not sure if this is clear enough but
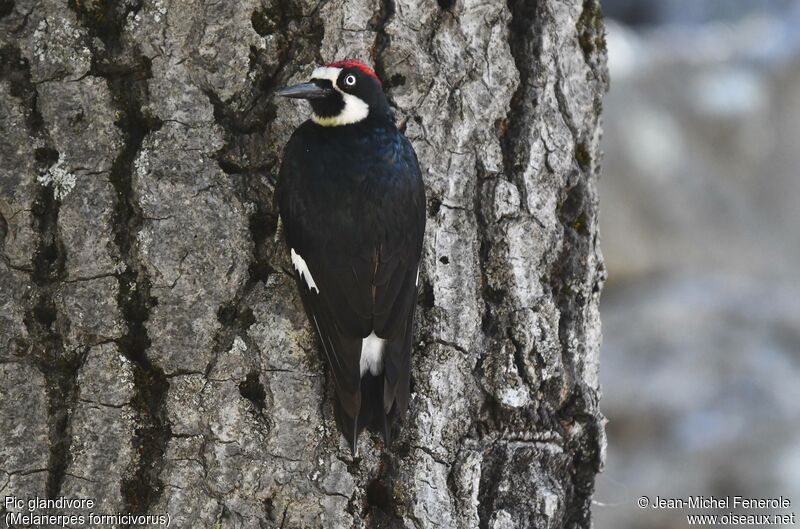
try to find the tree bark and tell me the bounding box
[0,0,607,527]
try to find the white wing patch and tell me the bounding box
[360,331,386,376]
[309,66,369,127]
[291,248,319,293]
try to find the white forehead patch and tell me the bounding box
[309,66,369,127]
[311,66,342,84]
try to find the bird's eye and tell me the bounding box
[344,74,357,87]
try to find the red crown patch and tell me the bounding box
[326,59,381,85]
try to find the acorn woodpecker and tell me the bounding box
[275,60,426,455]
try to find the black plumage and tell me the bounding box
[275,61,426,454]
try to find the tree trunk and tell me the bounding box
[0,0,607,527]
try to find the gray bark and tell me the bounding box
[0,0,607,527]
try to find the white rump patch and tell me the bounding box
[309,66,369,127]
[360,331,386,376]
[291,248,319,293]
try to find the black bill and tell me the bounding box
[275,82,333,99]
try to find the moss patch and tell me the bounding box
[576,0,606,59]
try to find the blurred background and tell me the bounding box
[594,1,800,528]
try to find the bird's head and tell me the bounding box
[276,60,390,127]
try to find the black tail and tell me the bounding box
[334,373,395,456]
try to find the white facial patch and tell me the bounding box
[309,66,369,127]
[360,331,386,376]
[310,66,342,84]
[291,248,319,293]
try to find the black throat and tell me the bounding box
[309,92,345,119]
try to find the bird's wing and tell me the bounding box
[372,136,426,418]
[276,129,369,419]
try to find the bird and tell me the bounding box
[274,60,426,455]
